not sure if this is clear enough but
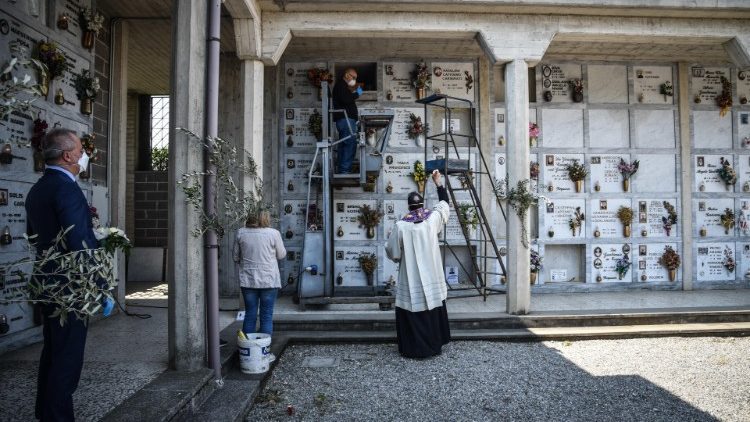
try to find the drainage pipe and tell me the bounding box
[204,0,222,383]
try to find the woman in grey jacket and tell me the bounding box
[233,210,287,339]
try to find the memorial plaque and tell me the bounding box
[589,198,631,238]
[590,243,632,283]
[539,63,581,103]
[693,110,732,149]
[541,109,584,148]
[56,0,89,44]
[282,108,320,149]
[589,109,630,149]
[632,66,673,104]
[543,199,586,239]
[737,155,750,194]
[383,200,410,239]
[695,198,735,237]
[284,61,327,104]
[543,153,584,193]
[333,199,378,240]
[2,0,47,23]
[0,251,35,335]
[283,153,315,194]
[632,199,679,238]
[634,242,679,282]
[589,154,628,193]
[280,200,309,242]
[0,183,33,253]
[494,108,506,147]
[494,153,539,192]
[382,152,422,195]
[737,112,750,145]
[587,64,628,104]
[381,245,399,288]
[446,201,477,242]
[281,246,302,288]
[431,62,475,101]
[694,154,732,192]
[389,108,425,148]
[0,11,47,88]
[382,62,417,102]
[53,46,90,114]
[738,242,750,282]
[334,245,377,287]
[1,106,37,157]
[737,70,750,105]
[737,200,750,237]
[696,242,735,282]
[690,67,730,104]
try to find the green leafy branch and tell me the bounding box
[497,178,545,248]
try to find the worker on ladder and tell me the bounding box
[332,68,363,174]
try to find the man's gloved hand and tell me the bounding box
[102,297,115,317]
[355,86,363,96]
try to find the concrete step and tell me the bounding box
[272,307,750,332]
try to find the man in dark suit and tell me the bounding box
[26,128,109,421]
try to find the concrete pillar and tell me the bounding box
[168,0,207,371]
[109,20,128,305]
[677,63,693,290]
[505,59,531,315]
[242,59,265,181]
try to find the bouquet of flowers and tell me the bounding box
[457,203,479,231]
[717,76,732,117]
[94,226,132,256]
[661,201,678,236]
[718,157,737,186]
[658,246,681,271]
[568,207,584,236]
[409,160,427,185]
[407,113,428,139]
[308,109,322,140]
[615,255,631,279]
[81,133,98,162]
[306,67,333,88]
[530,249,543,273]
[616,206,634,225]
[357,204,383,229]
[79,8,105,34]
[358,253,377,282]
[411,61,431,90]
[30,118,48,152]
[529,122,540,146]
[720,208,735,234]
[617,158,639,180]
[565,161,588,182]
[73,69,100,100]
[570,79,584,94]
[723,246,735,273]
[36,41,68,79]
[529,162,540,180]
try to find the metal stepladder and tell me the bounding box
[296,81,395,309]
[418,93,507,300]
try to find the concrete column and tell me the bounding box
[109,20,128,305]
[242,59,265,182]
[168,0,207,371]
[505,59,531,315]
[677,63,693,290]
[478,56,494,287]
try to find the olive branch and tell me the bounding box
[494,178,546,248]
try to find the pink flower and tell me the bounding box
[529,123,540,138]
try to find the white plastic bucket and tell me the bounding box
[238,333,271,374]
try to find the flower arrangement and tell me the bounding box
[464,70,473,93]
[36,41,68,79]
[618,158,639,180]
[529,123,540,146]
[411,61,431,90]
[81,133,98,162]
[409,160,427,191]
[306,67,333,88]
[505,179,545,247]
[30,118,48,152]
[94,226,132,256]
[718,157,737,187]
[357,204,383,229]
[570,79,584,94]
[530,249,543,273]
[615,255,631,279]
[358,252,377,284]
[79,8,105,34]
[565,160,588,182]
[308,109,322,140]
[529,162,540,180]
[661,201,678,236]
[407,113,428,139]
[616,206,634,226]
[717,76,732,117]
[73,69,100,100]
[660,81,673,100]
[658,246,681,271]
[723,246,735,273]
[457,203,479,231]
[720,208,735,234]
[568,206,584,236]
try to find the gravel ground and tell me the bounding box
[247,337,750,422]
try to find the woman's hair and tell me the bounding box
[245,210,270,228]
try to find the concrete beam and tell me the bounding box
[225,0,261,20]
[724,36,750,68]
[168,0,207,372]
[233,18,262,60]
[505,59,530,315]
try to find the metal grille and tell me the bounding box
[150,96,170,149]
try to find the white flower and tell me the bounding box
[22,74,31,84]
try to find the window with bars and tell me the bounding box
[150,95,169,171]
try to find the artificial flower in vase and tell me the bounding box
[79,8,104,50]
[720,208,735,235]
[661,201,678,236]
[658,246,680,282]
[530,249,543,285]
[615,255,631,280]
[411,61,431,100]
[358,253,377,286]
[568,207,584,237]
[565,160,587,193]
[409,160,427,193]
[407,113,428,148]
[617,158,639,192]
[529,123,540,147]
[616,206,634,238]
[73,69,100,115]
[357,204,383,239]
[718,157,737,190]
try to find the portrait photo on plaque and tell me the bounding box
[546,202,555,213]
[286,109,295,120]
[337,202,345,213]
[336,251,344,260]
[591,156,601,165]
[0,189,7,206]
[594,246,603,257]
[546,155,555,166]
[699,201,706,212]
[497,114,504,123]
[639,260,647,270]
[599,200,608,210]
[742,113,749,125]
[639,245,647,256]
[697,156,705,167]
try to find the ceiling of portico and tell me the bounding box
[282,36,485,60]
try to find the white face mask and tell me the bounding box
[347,78,356,87]
[77,152,89,176]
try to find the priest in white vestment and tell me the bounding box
[386,169,451,358]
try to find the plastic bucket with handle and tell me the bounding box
[238,333,271,374]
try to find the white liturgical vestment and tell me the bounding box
[385,201,450,312]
